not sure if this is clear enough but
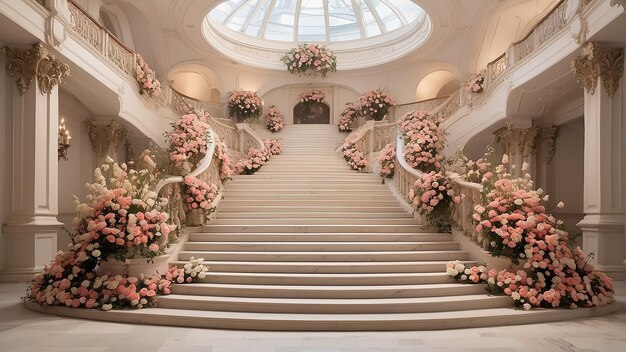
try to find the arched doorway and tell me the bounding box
[293,101,330,124]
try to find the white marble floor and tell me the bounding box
[1,282,624,352]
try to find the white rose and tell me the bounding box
[102,304,113,311]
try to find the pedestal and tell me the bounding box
[97,254,171,278]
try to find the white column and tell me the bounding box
[572,43,625,279]
[0,43,69,282]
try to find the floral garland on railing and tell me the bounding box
[446,154,615,310]
[213,135,233,183]
[281,42,337,78]
[227,90,263,121]
[359,89,396,121]
[234,139,282,175]
[378,143,396,181]
[466,70,485,93]
[135,54,162,98]
[338,102,360,132]
[341,143,367,171]
[408,171,459,232]
[167,113,209,172]
[265,105,285,132]
[182,175,219,224]
[400,111,445,173]
[263,138,282,156]
[300,90,325,104]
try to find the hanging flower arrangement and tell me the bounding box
[135,53,162,98]
[227,90,263,121]
[337,102,360,132]
[300,90,325,104]
[358,89,396,121]
[466,70,485,93]
[281,42,337,78]
[265,105,285,132]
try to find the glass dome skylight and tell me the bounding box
[209,0,426,43]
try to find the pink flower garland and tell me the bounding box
[466,71,485,93]
[338,102,360,132]
[182,175,219,222]
[300,90,325,103]
[341,143,367,171]
[214,135,233,183]
[265,105,285,132]
[168,113,209,168]
[408,171,459,231]
[378,143,396,180]
[400,111,445,173]
[135,53,161,98]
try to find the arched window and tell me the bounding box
[293,101,330,124]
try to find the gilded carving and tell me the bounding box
[571,42,623,97]
[1,42,69,95]
[85,120,128,159]
[494,121,538,159]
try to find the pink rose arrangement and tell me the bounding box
[341,143,367,171]
[400,111,445,172]
[446,261,488,284]
[167,257,210,283]
[135,53,161,98]
[337,102,360,132]
[359,89,396,121]
[182,175,219,223]
[265,105,285,132]
[234,147,271,175]
[378,143,396,180]
[300,90,325,104]
[466,70,485,93]
[408,171,459,231]
[167,113,210,168]
[228,90,263,121]
[214,135,233,183]
[263,138,282,156]
[281,42,337,78]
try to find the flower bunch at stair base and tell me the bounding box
[135,53,162,98]
[466,70,485,93]
[167,113,210,171]
[265,105,285,132]
[263,138,282,155]
[341,142,367,171]
[358,89,396,121]
[446,261,488,284]
[281,42,337,78]
[228,90,263,121]
[213,134,234,183]
[400,110,446,173]
[182,175,219,224]
[167,257,210,283]
[408,171,459,232]
[378,142,396,181]
[337,102,360,132]
[234,147,271,175]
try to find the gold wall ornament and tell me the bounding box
[85,120,128,160]
[571,42,624,97]
[1,42,69,95]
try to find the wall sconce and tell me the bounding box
[58,118,71,160]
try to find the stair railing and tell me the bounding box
[447,173,488,250]
[393,135,425,225]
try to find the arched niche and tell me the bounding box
[415,70,459,101]
[168,63,223,103]
[293,101,330,124]
[99,5,137,50]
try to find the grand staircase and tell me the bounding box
[158,125,514,330]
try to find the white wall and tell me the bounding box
[546,117,585,241]
[57,92,98,251]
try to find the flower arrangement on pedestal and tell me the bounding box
[167,113,210,171]
[227,90,263,121]
[341,143,367,171]
[400,111,446,173]
[337,102,360,132]
[265,105,285,132]
[281,43,337,78]
[466,71,485,93]
[182,175,219,224]
[408,171,460,232]
[446,155,615,310]
[135,53,162,98]
[378,143,396,181]
[358,89,396,121]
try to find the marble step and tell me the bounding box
[188,233,451,243]
[170,260,474,274]
[216,205,407,213]
[215,212,411,219]
[221,193,397,200]
[171,283,488,299]
[156,294,512,314]
[218,200,400,207]
[178,250,469,262]
[231,175,377,181]
[30,303,620,331]
[228,180,383,186]
[184,241,459,252]
[207,218,420,225]
[201,224,427,233]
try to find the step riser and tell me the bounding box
[207,219,420,225]
[171,284,488,299]
[215,213,412,219]
[188,234,452,242]
[218,201,402,207]
[156,296,512,314]
[189,274,453,286]
[202,225,427,233]
[184,243,459,252]
[216,207,407,213]
[178,252,469,262]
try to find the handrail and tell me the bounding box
[396,135,421,179]
[154,128,216,196]
[169,85,228,120]
[511,0,567,47]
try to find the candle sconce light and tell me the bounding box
[58,118,71,160]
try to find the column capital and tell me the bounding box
[85,120,128,160]
[571,42,624,97]
[494,121,538,159]
[1,42,69,96]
